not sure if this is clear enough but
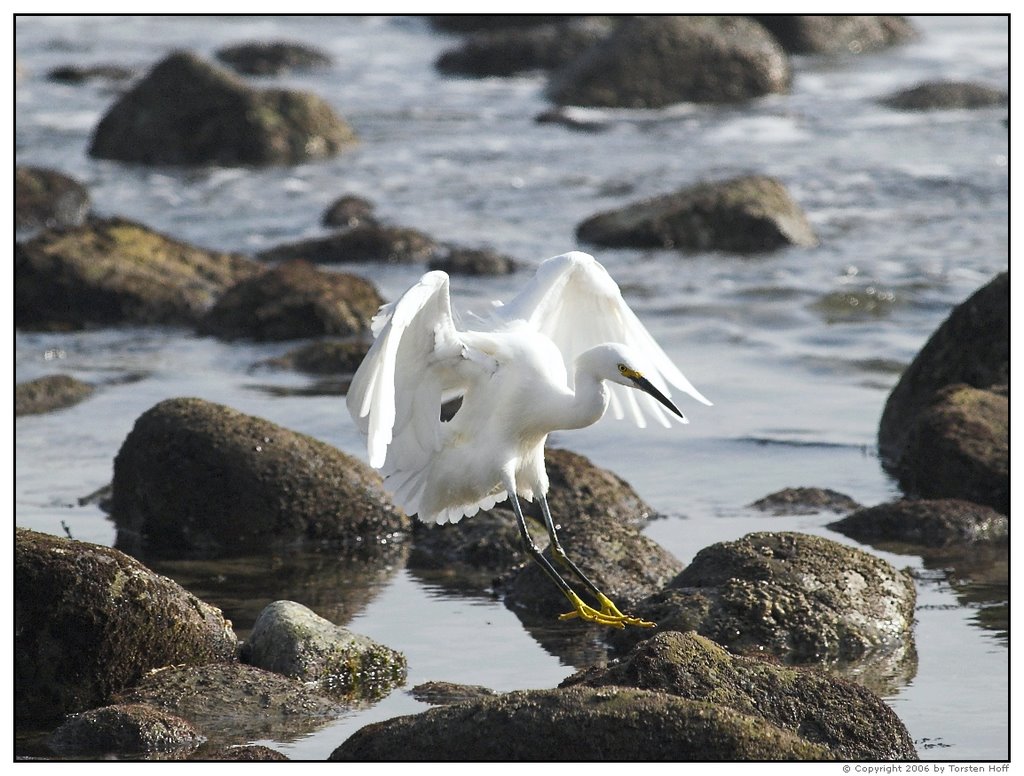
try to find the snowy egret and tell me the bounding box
[347,251,711,628]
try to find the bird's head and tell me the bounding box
[589,343,684,419]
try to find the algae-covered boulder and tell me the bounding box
[111,397,408,558]
[47,703,205,756]
[89,51,355,166]
[829,498,1008,547]
[15,374,94,416]
[16,166,90,233]
[752,15,916,54]
[15,528,237,726]
[880,80,1008,111]
[215,40,332,76]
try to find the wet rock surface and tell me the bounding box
[548,16,791,108]
[750,487,861,515]
[16,166,91,233]
[829,498,1008,547]
[257,222,441,265]
[89,51,356,166]
[577,175,817,253]
[752,15,916,54]
[878,272,1008,463]
[15,217,260,331]
[258,339,371,375]
[215,40,332,75]
[563,630,917,760]
[880,80,1008,111]
[330,684,831,760]
[110,397,408,559]
[15,374,94,416]
[190,744,289,760]
[47,63,134,83]
[429,246,520,276]
[410,681,499,706]
[608,532,916,664]
[240,601,407,701]
[321,194,377,228]
[897,384,1008,513]
[47,703,205,756]
[198,259,383,341]
[15,528,238,727]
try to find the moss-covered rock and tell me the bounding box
[330,685,832,760]
[429,246,520,276]
[880,80,1007,111]
[47,703,205,756]
[577,175,817,253]
[197,259,383,341]
[15,166,90,233]
[257,222,441,265]
[549,16,791,108]
[563,630,917,759]
[259,339,371,375]
[15,217,260,331]
[110,397,408,558]
[829,498,1008,547]
[752,15,916,54]
[15,528,237,727]
[15,374,94,416]
[89,50,355,166]
[240,601,407,701]
[749,487,861,516]
[215,40,332,76]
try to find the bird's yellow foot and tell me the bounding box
[558,591,655,629]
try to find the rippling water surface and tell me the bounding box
[14,15,1008,760]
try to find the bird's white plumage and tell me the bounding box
[346,251,711,525]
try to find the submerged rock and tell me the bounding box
[89,51,356,166]
[749,487,861,515]
[15,374,94,416]
[410,681,499,706]
[548,16,791,108]
[330,684,831,760]
[577,175,817,253]
[608,532,916,664]
[240,601,407,701]
[752,15,916,54]
[258,339,371,375]
[880,80,1008,111]
[215,40,332,75]
[898,384,1008,514]
[564,630,917,760]
[15,528,237,726]
[829,498,1008,547]
[15,217,259,331]
[198,259,383,341]
[878,272,1007,464]
[48,703,205,756]
[47,63,134,83]
[321,194,376,228]
[115,662,347,745]
[110,397,408,558]
[257,223,441,265]
[15,166,90,233]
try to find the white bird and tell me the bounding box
[347,251,711,628]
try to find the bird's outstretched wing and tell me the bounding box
[347,271,488,471]
[495,251,712,427]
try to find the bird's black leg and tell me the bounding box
[506,490,627,628]
[538,495,655,629]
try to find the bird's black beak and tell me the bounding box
[632,375,684,419]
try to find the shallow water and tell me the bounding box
[14,15,1008,760]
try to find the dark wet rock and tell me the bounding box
[257,223,441,265]
[215,40,332,75]
[880,80,1007,111]
[110,397,408,559]
[548,16,791,108]
[535,106,610,132]
[608,532,916,665]
[897,384,1007,514]
[577,175,817,253]
[47,703,205,756]
[429,15,577,33]
[198,259,383,341]
[563,630,917,760]
[192,744,290,760]
[878,272,1007,463]
[749,487,861,516]
[429,246,520,276]
[752,15,916,55]
[89,50,356,166]
[15,374,94,416]
[436,17,613,77]
[240,601,407,701]
[16,166,91,233]
[259,339,371,375]
[15,216,260,331]
[410,681,499,706]
[15,528,237,727]
[330,685,831,760]
[47,63,133,83]
[322,194,376,228]
[829,499,1008,547]
[114,662,347,745]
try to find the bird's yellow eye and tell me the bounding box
[618,364,628,374]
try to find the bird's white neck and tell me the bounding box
[557,363,610,431]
